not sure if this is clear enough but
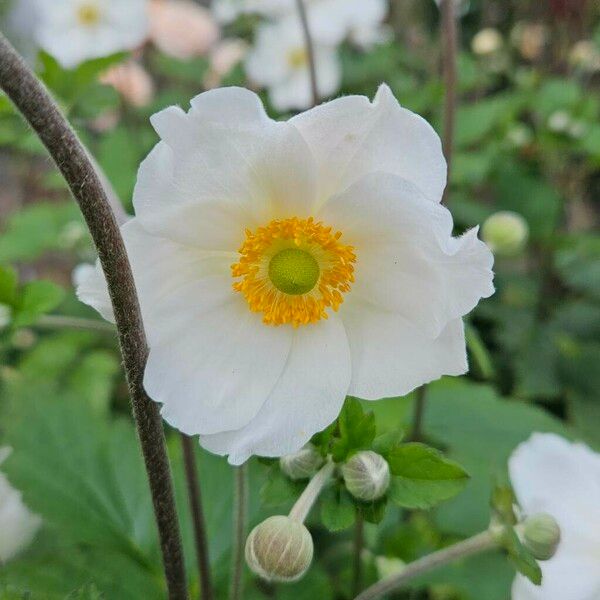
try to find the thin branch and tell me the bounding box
[295,0,319,107]
[181,435,213,600]
[440,0,458,206]
[289,460,335,523]
[229,464,248,600]
[352,513,365,597]
[354,530,498,600]
[36,314,116,333]
[0,34,187,599]
[409,385,427,442]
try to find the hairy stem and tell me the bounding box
[295,0,319,107]
[229,464,248,600]
[355,531,498,600]
[181,435,213,600]
[289,460,335,523]
[440,0,458,205]
[0,34,187,599]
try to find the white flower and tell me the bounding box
[77,85,494,465]
[510,433,600,600]
[32,0,149,69]
[0,448,41,562]
[471,28,503,56]
[246,16,340,110]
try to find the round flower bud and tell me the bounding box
[279,444,324,481]
[245,516,313,582]
[522,513,561,561]
[482,211,529,257]
[341,451,390,502]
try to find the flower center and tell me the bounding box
[77,3,101,26]
[287,48,308,69]
[232,217,356,327]
[269,248,320,295]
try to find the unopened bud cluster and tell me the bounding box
[341,451,390,502]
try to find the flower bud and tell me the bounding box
[245,516,313,582]
[279,444,324,481]
[522,513,561,561]
[482,211,529,257]
[341,451,390,502]
[472,28,503,56]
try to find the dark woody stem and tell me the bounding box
[295,0,319,107]
[0,34,187,599]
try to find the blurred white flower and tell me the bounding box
[77,85,494,464]
[148,0,219,59]
[205,38,249,88]
[547,110,572,133]
[510,433,600,600]
[471,28,503,56]
[0,448,41,563]
[100,60,155,107]
[569,40,600,73]
[32,0,149,69]
[246,16,340,110]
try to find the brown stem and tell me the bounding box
[295,0,319,107]
[440,0,458,206]
[352,513,364,596]
[229,464,248,600]
[181,435,213,600]
[0,34,187,599]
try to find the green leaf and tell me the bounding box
[502,528,542,585]
[320,487,355,532]
[387,444,469,509]
[331,397,376,462]
[356,498,387,524]
[372,429,404,457]
[13,280,65,327]
[0,264,18,306]
[259,466,302,509]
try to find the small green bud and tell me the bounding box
[482,211,529,257]
[245,516,313,582]
[522,513,561,561]
[280,444,324,481]
[342,451,390,502]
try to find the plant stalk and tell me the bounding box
[354,530,498,600]
[181,435,213,600]
[0,33,187,599]
[289,460,335,523]
[229,464,249,600]
[295,0,319,107]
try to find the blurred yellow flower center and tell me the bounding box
[232,217,356,327]
[77,3,101,26]
[287,48,308,69]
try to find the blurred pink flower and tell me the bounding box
[149,0,220,59]
[100,61,155,107]
[205,38,248,87]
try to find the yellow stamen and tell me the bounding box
[287,48,308,69]
[77,3,101,26]
[232,217,356,327]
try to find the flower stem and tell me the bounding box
[440,0,458,206]
[181,435,213,600]
[229,464,248,600]
[295,0,319,107]
[0,34,187,599]
[409,385,427,442]
[289,460,335,523]
[354,530,498,600]
[352,513,365,596]
[36,314,116,333]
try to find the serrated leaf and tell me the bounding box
[320,487,355,532]
[331,397,376,462]
[502,528,542,585]
[372,429,404,457]
[387,443,469,509]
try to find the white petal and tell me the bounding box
[509,434,600,535]
[134,89,318,248]
[74,262,114,323]
[200,314,351,464]
[341,302,467,400]
[290,84,447,203]
[321,172,494,337]
[512,558,600,600]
